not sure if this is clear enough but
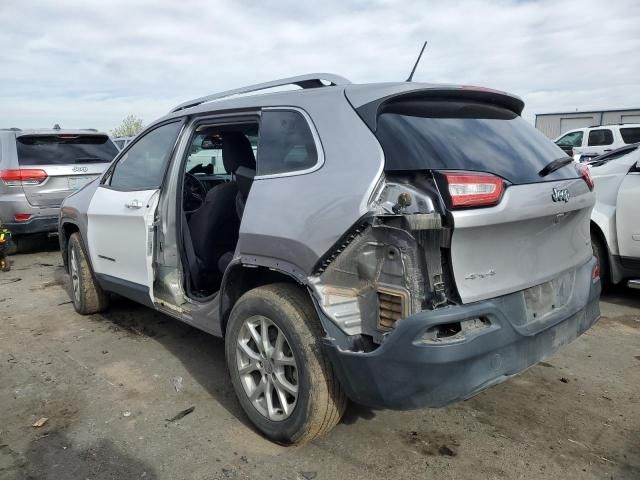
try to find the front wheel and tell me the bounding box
[225,283,346,445]
[68,233,109,314]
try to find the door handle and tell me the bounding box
[125,199,144,209]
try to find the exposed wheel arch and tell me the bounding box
[60,221,80,272]
[590,221,610,286]
[219,262,305,336]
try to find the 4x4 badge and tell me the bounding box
[551,187,570,203]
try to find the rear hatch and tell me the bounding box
[15,133,117,207]
[370,95,595,304]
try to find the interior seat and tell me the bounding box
[186,132,256,292]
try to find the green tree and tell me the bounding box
[111,115,144,137]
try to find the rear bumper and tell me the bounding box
[325,258,601,410]
[4,216,59,235]
[0,195,59,235]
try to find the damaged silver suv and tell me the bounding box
[59,74,601,444]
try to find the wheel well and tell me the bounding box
[220,265,303,335]
[60,223,80,272]
[590,221,608,252]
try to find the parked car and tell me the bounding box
[58,74,601,444]
[554,124,640,161]
[588,143,640,289]
[112,136,135,150]
[0,128,118,250]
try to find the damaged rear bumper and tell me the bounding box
[324,258,601,410]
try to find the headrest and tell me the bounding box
[222,132,256,174]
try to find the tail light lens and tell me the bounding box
[14,213,33,222]
[440,171,505,209]
[0,169,48,186]
[578,164,594,191]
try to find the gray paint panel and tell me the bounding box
[237,90,383,275]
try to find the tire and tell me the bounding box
[68,233,109,314]
[591,232,609,287]
[225,283,347,445]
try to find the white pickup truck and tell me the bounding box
[589,143,640,289]
[555,124,640,161]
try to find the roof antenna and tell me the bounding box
[406,41,428,82]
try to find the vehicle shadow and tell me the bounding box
[8,430,158,480]
[88,295,377,432]
[94,297,254,430]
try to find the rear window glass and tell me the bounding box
[374,100,577,184]
[620,127,640,144]
[16,135,118,166]
[257,110,318,176]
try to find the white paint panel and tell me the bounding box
[87,186,159,290]
[616,173,640,258]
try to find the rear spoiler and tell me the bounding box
[351,86,525,132]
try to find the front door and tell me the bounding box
[87,121,184,304]
[616,163,640,259]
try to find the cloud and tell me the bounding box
[0,0,638,131]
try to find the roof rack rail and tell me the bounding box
[170,73,351,113]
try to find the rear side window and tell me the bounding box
[257,110,318,176]
[16,135,118,166]
[374,100,577,184]
[620,127,640,144]
[587,129,613,146]
[109,122,182,190]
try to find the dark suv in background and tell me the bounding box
[0,127,118,250]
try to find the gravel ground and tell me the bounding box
[0,243,638,480]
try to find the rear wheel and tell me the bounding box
[225,283,346,444]
[68,233,109,314]
[591,232,609,287]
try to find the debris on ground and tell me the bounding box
[438,445,456,457]
[172,376,183,393]
[123,411,132,417]
[165,406,195,423]
[221,468,234,477]
[559,377,570,383]
[298,472,318,480]
[32,417,48,428]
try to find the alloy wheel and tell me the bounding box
[235,315,299,421]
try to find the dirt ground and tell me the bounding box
[1,242,638,480]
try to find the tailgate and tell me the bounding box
[21,164,106,207]
[15,134,117,207]
[450,179,594,303]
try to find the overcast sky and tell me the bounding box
[1,0,638,132]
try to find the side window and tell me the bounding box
[257,110,318,176]
[109,122,182,190]
[587,129,613,146]
[620,127,640,144]
[557,131,583,147]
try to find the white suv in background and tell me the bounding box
[589,143,640,289]
[555,124,640,161]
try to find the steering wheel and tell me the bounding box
[183,172,207,214]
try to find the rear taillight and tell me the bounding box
[592,261,600,281]
[0,169,48,186]
[440,171,505,209]
[578,164,594,191]
[14,213,32,222]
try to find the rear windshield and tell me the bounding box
[16,135,118,166]
[620,127,640,144]
[375,100,578,184]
